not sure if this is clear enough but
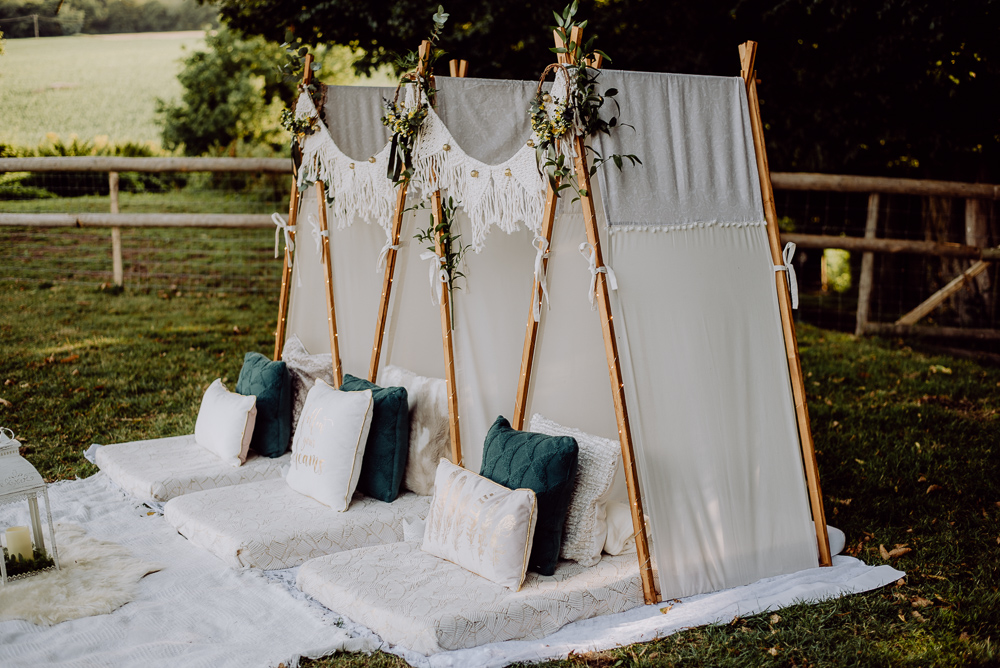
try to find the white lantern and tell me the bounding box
[0,428,61,585]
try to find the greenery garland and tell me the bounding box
[414,196,470,328]
[531,2,641,199]
[382,6,449,185]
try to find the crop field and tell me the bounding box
[0,31,206,148]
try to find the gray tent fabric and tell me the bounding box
[434,78,539,165]
[321,85,395,161]
[595,70,764,229]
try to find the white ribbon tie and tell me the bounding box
[532,235,551,322]
[271,213,295,260]
[420,250,449,305]
[376,236,402,273]
[308,214,328,255]
[579,242,617,310]
[773,242,799,309]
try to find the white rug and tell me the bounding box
[0,473,903,668]
[0,523,161,625]
[0,474,374,668]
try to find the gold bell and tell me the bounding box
[443,144,451,151]
[526,139,535,148]
[349,163,355,170]
[542,93,552,103]
[504,168,512,177]
[368,156,376,163]
[470,170,479,178]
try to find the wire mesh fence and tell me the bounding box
[3,161,999,348]
[2,166,290,295]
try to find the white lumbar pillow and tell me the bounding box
[422,459,537,591]
[530,414,619,567]
[378,365,450,495]
[286,379,373,511]
[194,379,257,468]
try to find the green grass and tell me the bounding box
[0,32,206,148]
[1,280,998,666]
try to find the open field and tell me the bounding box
[0,31,206,148]
[1,270,998,665]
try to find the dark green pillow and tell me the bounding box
[339,374,410,503]
[236,352,292,458]
[479,415,578,575]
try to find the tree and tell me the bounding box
[156,27,293,155]
[210,0,1000,182]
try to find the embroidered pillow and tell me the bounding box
[281,334,335,440]
[422,459,537,591]
[236,352,293,458]
[194,379,257,467]
[479,416,578,576]
[339,374,410,502]
[286,379,373,511]
[529,414,620,567]
[604,501,638,556]
[378,365,450,495]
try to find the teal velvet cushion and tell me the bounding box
[339,374,410,503]
[479,415,579,575]
[235,352,292,458]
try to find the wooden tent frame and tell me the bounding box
[366,44,466,467]
[273,54,342,389]
[740,41,831,568]
[512,36,834,606]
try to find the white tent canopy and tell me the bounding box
[280,68,821,602]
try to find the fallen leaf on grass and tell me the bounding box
[0,397,11,407]
[911,597,932,608]
[911,610,926,622]
[59,354,79,364]
[768,647,779,656]
[770,614,781,624]
[660,605,673,615]
[880,544,891,560]
[926,484,943,494]
[888,546,912,559]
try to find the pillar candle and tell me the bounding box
[5,526,32,561]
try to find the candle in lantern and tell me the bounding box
[5,526,32,562]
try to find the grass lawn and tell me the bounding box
[1,280,998,666]
[0,32,206,148]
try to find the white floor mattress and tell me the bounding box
[297,541,644,655]
[94,434,288,505]
[164,478,431,570]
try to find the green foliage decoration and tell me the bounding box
[413,195,469,329]
[381,6,448,185]
[530,2,640,200]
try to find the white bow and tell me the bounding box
[579,242,618,310]
[271,213,295,261]
[376,235,402,273]
[532,235,551,322]
[420,250,449,305]
[773,242,799,309]
[308,214,328,255]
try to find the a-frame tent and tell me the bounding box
[273,37,830,610]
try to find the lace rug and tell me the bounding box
[0,474,373,668]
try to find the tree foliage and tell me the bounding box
[0,0,217,37]
[212,0,1000,182]
[156,27,292,155]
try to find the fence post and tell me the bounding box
[109,172,123,287]
[854,192,880,336]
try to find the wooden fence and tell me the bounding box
[2,157,998,339]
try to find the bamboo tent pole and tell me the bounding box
[316,179,343,387]
[739,41,831,567]
[512,27,658,605]
[273,54,311,361]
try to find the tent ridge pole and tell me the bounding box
[316,179,343,387]
[274,54,312,361]
[739,40,831,567]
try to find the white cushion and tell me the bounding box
[286,379,373,511]
[603,501,637,556]
[281,334,335,439]
[194,379,257,467]
[530,414,619,567]
[378,365,450,495]
[421,459,537,591]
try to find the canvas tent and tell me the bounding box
[269,39,829,610]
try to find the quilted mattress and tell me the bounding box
[94,434,288,505]
[164,478,430,570]
[296,541,644,655]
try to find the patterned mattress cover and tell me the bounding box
[164,478,430,570]
[296,541,644,655]
[94,434,289,505]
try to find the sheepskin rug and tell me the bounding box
[0,522,161,625]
